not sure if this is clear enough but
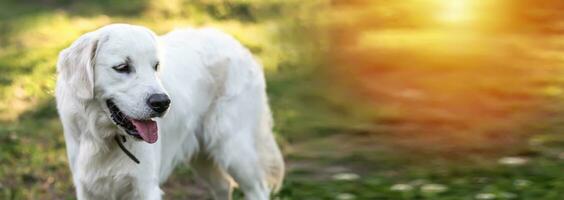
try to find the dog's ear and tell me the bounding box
[57,32,100,100]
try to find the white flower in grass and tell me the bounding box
[332,173,359,181]
[409,179,428,186]
[420,183,448,194]
[336,193,356,200]
[9,133,17,140]
[528,138,543,146]
[475,193,496,200]
[514,179,531,188]
[475,177,489,183]
[390,184,413,192]
[558,152,564,160]
[499,192,517,199]
[498,157,528,166]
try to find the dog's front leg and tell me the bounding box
[74,178,162,200]
[136,182,163,200]
[73,180,105,200]
[74,183,91,200]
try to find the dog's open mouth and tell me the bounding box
[106,100,158,144]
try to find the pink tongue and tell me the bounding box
[130,119,158,144]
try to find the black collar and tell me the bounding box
[114,135,140,164]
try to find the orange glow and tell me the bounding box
[328,0,558,148]
[438,0,473,24]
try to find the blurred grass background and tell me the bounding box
[0,0,564,199]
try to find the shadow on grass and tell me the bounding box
[0,97,72,200]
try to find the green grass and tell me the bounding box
[1,0,564,199]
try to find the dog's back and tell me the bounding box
[156,28,285,195]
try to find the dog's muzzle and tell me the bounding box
[106,99,159,144]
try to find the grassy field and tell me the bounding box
[1,0,564,199]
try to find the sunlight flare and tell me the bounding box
[438,0,473,24]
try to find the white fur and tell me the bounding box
[55,24,284,200]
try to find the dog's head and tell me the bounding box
[57,24,170,143]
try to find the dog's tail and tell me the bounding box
[256,98,285,193]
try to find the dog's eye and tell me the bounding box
[113,64,131,73]
[154,62,159,71]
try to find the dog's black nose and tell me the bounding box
[147,93,170,113]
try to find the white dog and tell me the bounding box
[55,24,284,200]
